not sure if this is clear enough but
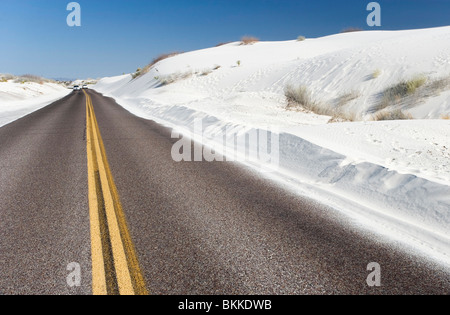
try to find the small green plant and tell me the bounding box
[132,68,142,79]
[372,69,382,79]
[405,76,427,94]
[237,60,241,67]
[297,36,306,42]
[0,74,14,82]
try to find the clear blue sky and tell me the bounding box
[1,0,449,79]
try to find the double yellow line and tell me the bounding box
[84,90,148,295]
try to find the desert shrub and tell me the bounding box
[286,85,360,121]
[13,74,56,84]
[426,76,450,95]
[156,71,193,86]
[285,85,332,115]
[148,52,181,68]
[285,85,314,109]
[329,92,360,122]
[336,91,360,108]
[329,110,358,123]
[241,36,259,45]
[286,85,362,121]
[132,68,142,79]
[216,42,232,47]
[200,69,213,76]
[133,52,182,80]
[372,69,382,79]
[376,75,427,111]
[405,76,427,93]
[297,36,306,42]
[341,27,364,33]
[441,114,450,120]
[372,109,413,121]
[0,74,14,82]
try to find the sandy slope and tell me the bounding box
[94,26,450,185]
[0,79,71,127]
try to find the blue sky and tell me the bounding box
[0,0,449,79]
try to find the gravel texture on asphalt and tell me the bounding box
[0,91,91,295]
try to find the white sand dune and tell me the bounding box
[93,26,450,266]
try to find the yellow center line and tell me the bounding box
[84,90,148,295]
[86,95,108,296]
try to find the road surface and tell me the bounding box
[0,89,448,295]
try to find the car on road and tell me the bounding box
[73,85,81,91]
[82,85,88,89]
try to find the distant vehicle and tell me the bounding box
[82,85,88,89]
[73,85,81,91]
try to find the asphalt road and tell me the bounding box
[0,89,448,295]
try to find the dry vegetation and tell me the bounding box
[372,109,413,121]
[133,52,183,79]
[373,74,450,118]
[372,69,382,79]
[154,71,193,86]
[426,76,450,95]
[336,91,360,108]
[297,36,306,42]
[285,73,450,122]
[367,74,450,120]
[200,69,213,76]
[0,74,57,85]
[375,75,427,112]
[240,36,259,45]
[0,74,15,82]
[216,42,232,47]
[285,85,359,122]
[341,27,364,33]
[285,86,317,112]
